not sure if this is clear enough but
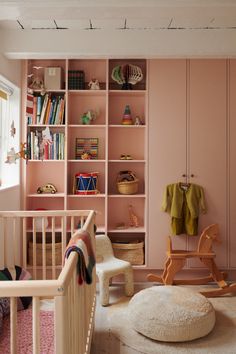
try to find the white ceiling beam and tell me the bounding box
[1,28,236,59]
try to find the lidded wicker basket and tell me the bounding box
[112,240,144,265]
[116,170,138,195]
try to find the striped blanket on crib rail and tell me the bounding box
[64,230,95,285]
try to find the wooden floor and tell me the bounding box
[91,283,155,354]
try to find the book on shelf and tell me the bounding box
[27,93,65,125]
[27,129,65,160]
[68,70,85,90]
[75,138,99,159]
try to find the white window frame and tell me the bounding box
[0,75,20,190]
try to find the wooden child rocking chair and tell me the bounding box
[147,224,236,297]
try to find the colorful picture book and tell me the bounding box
[75,138,98,160]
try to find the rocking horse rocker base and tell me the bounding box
[147,224,236,297]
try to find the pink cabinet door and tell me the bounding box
[148,59,187,268]
[188,59,227,268]
[229,59,236,268]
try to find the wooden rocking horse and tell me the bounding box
[147,224,236,297]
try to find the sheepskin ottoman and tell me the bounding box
[128,286,215,342]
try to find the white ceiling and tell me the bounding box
[1,0,236,30]
[1,0,236,58]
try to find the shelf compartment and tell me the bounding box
[68,59,107,90]
[26,162,65,195]
[108,197,145,230]
[26,197,64,211]
[68,127,106,160]
[108,162,145,195]
[68,93,106,125]
[27,59,66,90]
[67,162,105,195]
[108,94,145,125]
[108,128,144,160]
[68,197,105,228]
[109,59,146,90]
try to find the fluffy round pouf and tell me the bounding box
[128,286,215,342]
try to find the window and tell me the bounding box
[0,75,20,189]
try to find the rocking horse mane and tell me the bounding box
[197,223,220,253]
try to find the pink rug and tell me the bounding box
[0,308,54,353]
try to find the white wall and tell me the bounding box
[0,54,21,211]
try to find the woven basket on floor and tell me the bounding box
[28,241,62,266]
[112,241,144,265]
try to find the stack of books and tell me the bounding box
[68,70,85,90]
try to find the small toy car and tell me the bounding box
[37,183,57,194]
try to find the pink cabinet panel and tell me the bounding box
[229,59,236,268]
[148,59,187,268]
[188,59,227,268]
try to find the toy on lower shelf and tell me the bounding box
[128,204,139,228]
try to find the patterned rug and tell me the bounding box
[107,286,236,354]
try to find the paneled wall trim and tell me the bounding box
[148,59,235,271]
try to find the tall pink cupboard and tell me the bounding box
[148,59,233,271]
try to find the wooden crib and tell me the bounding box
[0,210,96,354]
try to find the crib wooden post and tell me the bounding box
[10,297,17,354]
[32,217,37,279]
[52,217,56,279]
[22,217,27,270]
[55,293,67,354]
[33,296,40,354]
[42,217,46,280]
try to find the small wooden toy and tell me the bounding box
[88,78,100,90]
[128,204,139,228]
[134,116,142,125]
[81,110,98,125]
[122,105,133,125]
[37,183,57,194]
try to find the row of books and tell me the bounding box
[68,70,85,90]
[27,131,65,160]
[28,94,65,125]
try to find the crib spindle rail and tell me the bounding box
[0,210,96,354]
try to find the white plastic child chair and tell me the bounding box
[95,234,134,306]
